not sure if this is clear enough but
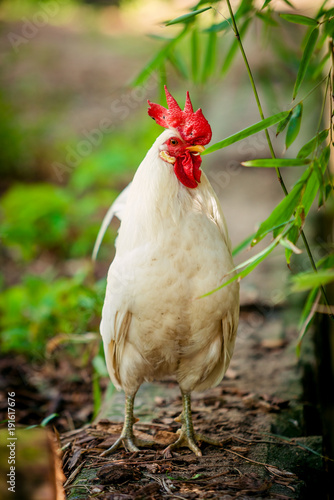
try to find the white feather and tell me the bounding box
[92,182,131,261]
[100,129,239,396]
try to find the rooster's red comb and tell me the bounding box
[148,86,212,145]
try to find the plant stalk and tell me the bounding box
[226,0,333,317]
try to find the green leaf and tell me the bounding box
[324,182,333,203]
[256,11,279,26]
[232,233,255,257]
[291,270,334,292]
[168,50,189,79]
[324,17,334,37]
[206,0,252,32]
[314,158,325,204]
[200,235,282,298]
[276,111,292,137]
[319,143,330,171]
[132,28,187,87]
[222,18,251,74]
[297,129,329,158]
[93,374,102,419]
[261,0,272,9]
[252,173,310,245]
[92,354,109,377]
[285,103,303,149]
[319,7,334,19]
[203,111,291,155]
[295,165,321,224]
[299,287,320,329]
[191,28,199,82]
[280,13,318,26]
[25,413,59,430]
[296,288,320,356]
[282,0,295,7]
[201,31,217,82]
[165,6,211,26]
[279,237,302,254]
[284,224,300,265]
[293,27,319,99]
[311,51,330,79]
[318,252,334,269]
[242,158,311,167]
[319,144,331,166]
[41,413,59,427]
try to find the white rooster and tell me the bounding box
[96,87,239,456]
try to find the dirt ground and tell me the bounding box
[58,308,323,500]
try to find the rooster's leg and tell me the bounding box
[164,392,203,457]
[101,394,154,456]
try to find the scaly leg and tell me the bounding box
[163,392,224,457]
[164,392,202,456]
[101,394,154,456]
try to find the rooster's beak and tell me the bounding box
[186,145,205,154]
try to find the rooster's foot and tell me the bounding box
[163,426,202,457]
[100,394,156,456]
[163,391,222,457]
[101,435,155,456]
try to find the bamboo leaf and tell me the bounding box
[203,111,290,155]
[282,0,295,8]
[276,111,292,136]
[319,7,334,20]
[206,0,252,32]
[296,288,321,356]
[168,50,189,79]
[40,413,59,427]
[297,129,329,158]
[200,236,281,298]
[132,29,187,87]
[314,158,325,204]
[318,252,334,269]
[284,224,300,265]
[242,158,311,167]
[93,354,108,377]
[165,6,211,26]
[232,233,255,257]
[256,11,279,26]
[324,17,334,37]
[293,27,319,99]
[311,51,330,79]
[280,165,319,249]
[279,237,302,254]
[252,173,310,245]
[261,0,272,9]
[303,169,320,212]
[201,31,217,82]
[291,270,334,292]
[285,103,303,149]
[191,28,199,82]
[320,144,330,171]
[299,287,320,329]
[280,13,318,26]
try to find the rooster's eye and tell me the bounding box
[170,139,178,145]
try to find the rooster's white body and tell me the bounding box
[100,129,239,398]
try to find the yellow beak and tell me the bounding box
[186,145,205,153]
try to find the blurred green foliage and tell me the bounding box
[0,270,105,356]
[0,122,156,356]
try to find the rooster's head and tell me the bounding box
[148,86,212,189]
